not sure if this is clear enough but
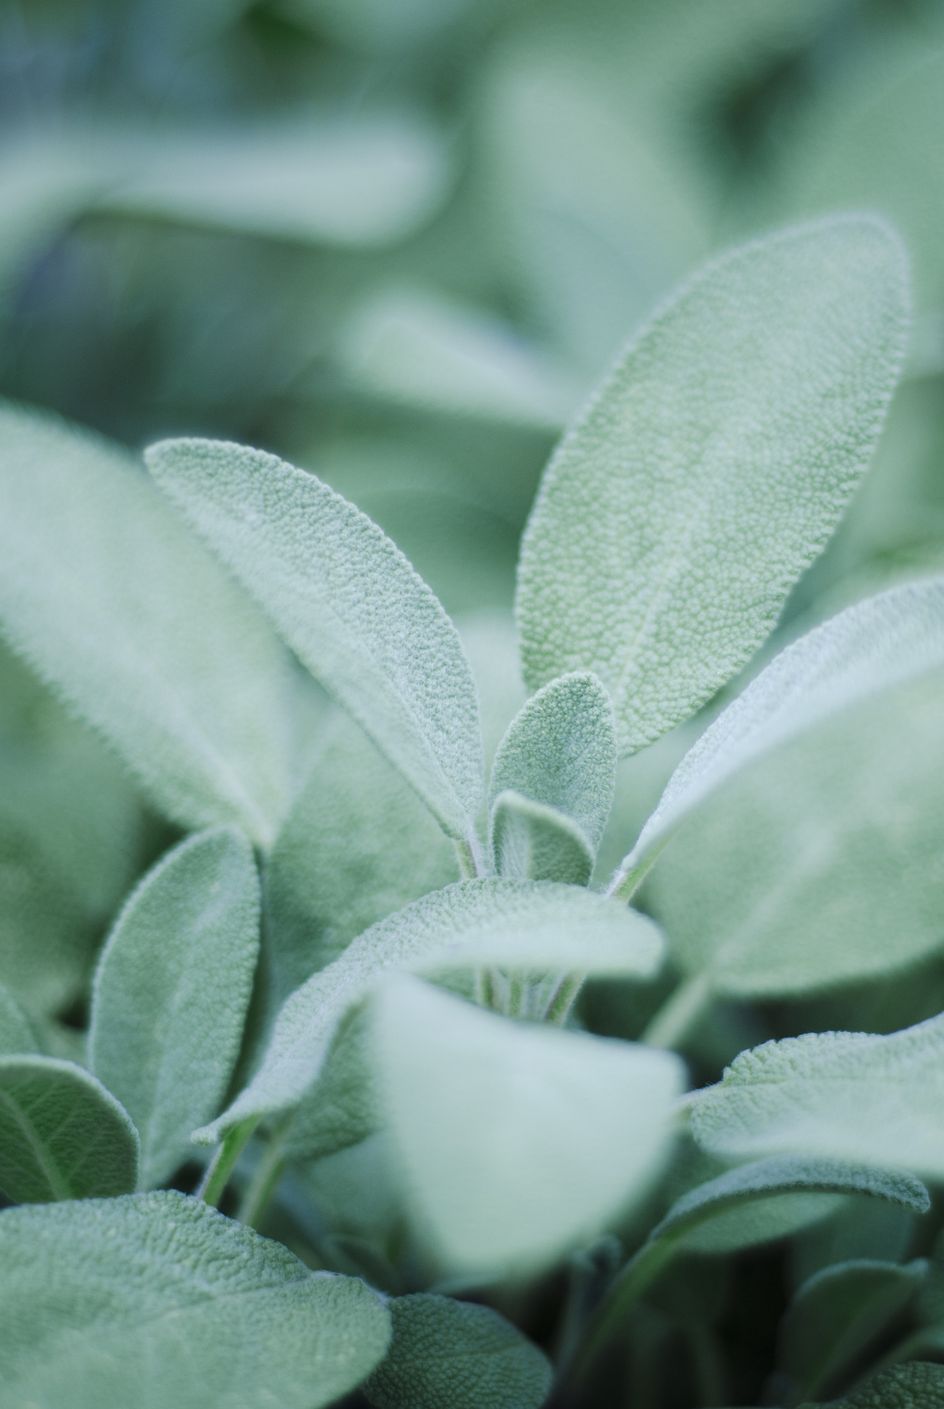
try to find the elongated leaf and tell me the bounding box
[197,879,665,1146]
[0,1056,138,1202]
[148,438,484,843]
[489,671,615,883]
[0,404,296,846]
[374,977,683,1276]
[265,712,455,1004]
[516,216,909,755]
[691,1016,944,1178]
[363,1294,552,1409]
[0,984,36,1055]
[0,1191,391,1409]
[89,828,260,1188]
[799,1362,944,1408]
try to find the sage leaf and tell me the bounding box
[799,1362,944,1408]
[516,216,909,755]
[374,976,684,1277]
[691,1016,944,1179]
[0,404,296,846]
[489,671,616,883]
[89,828,260,1188]
[197,879,665,1147]
[0,1191,391,1409]
[0,984,36,1055]
[363,1294,552,1409]
[0,1056,138,1202]
[147,438,485,843]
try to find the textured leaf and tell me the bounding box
[0,1191,391,1409]
[0,984,36,1055]
[489,671,615,883]
[691,1016,944,1178]
[265,712,455,1004]
[198,880,665,1146]
[0,1056,138,1202]
[148,438,484,843]
[0,404,296,846]
[89,828,260,1188]
[799,1362,944,1408]
[374,977,684,1277]
[363,1294,552,1409]
[516,216,909,755]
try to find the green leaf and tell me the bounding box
[374,977,683,1277]
[265,712,455,1005]
[0,1056,138,1202]
[489,671,616,884]
[0,983,37,1055]
[780,1259,928,1404]
[799,1362,944,1408]
[0,1191,391,1409]
[516,216,909,755]
[89,828,260,1188]
[363,1294,552,1409]
[147,438,485,844]
[691,1016,944,1179]
[197,879,665,1148]
[0,404,296,846]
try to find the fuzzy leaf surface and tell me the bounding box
[516,216,909,754]
[799,1362,944,1408]
[0,984,36,1055]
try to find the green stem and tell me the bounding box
[454,831,487,879]
[640,972,713,1050]
[544,972,584,1025]
[558,1240,671,1394]
[195,1118,258,1207]
[237,1125,288,1228]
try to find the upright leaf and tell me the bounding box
[0,404,296,845]
[374,978,684,1277]
[147,438,485,843]
[89,828,260,1188]
[0,1056,138,1202]
[516,216,909,754]
[0,1192,391,1409]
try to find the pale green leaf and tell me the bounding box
[691,1016,944,1178]
[0,1191,391,1409]
[374,977,684,1277]
[89,828,260,1188]
[489,671,615,884]
[0,404,297,846]
[799,1363,944,1408]
[147,438,484,843]
[197,879,665,1147]
[516,216,909,755]
[0,1056,138,1203]
[363,1294,552,1409]
[0,983,37,1056]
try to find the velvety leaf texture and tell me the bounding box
[363,1294,552,1409]
[516,216,909,755]
[0,404,296,845]
[0,1191,391,1409]
[147,438,485,844]
[89,828,261,1188]
[0,1056,138,1202]
[799,1362,944,1408]
[491,791,595,888]
[374,976,684,1276]
[198,879,665,1147]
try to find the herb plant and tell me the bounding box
[2,210,944,1409]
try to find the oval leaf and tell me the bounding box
[516,216,909,755]
[491,790,595,888]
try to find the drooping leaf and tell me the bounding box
[147,438,485,844]
[363,1293,552,1409]
[197,879,665,1147]
[0,983,37,1055]
[799,1362,944,1408]
[0,404,297,846]
[374,977,683,1277]
[691,1016,944,1178]
[89,828,260,1188]
[0,1191,391,1409]
[516,216,909,755]
[489,671,616,883]
[0,1056,138,1203]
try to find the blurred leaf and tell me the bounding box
[0,984,36,1056]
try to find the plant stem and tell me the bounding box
[557,1240,670,1396]
[640,972,712,1050]
[544,972,584,1025]
[454,831,487,879]
[237,1124,288,1228]
[195,1118,258,1207]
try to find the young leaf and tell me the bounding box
[691,1015,944,1178]
[0,1056,138,1202]
[363,1294,552,1409]
[489,671,616,883]
[89,828,260,1188]
[374,977,684,1277]
[0,1191,391,1409]
[0,983,36,1055]
[147,438,485,844]
[0,404,296,846]
[516,216,909,755]
[799,1362,944,1408]
[197,879,665,1147]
